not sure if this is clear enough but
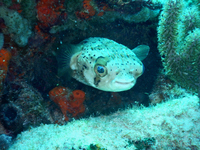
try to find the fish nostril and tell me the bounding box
[115,69,120,75]
[129,70,142,78]
[129,69,134,74]
[129,70,136,75]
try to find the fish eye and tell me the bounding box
[97,66,104,73]
[94,65,107,77]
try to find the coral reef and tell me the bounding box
[0,103,23,134]
[0,6,32,46]
[9,94,200,149]
[49,0,161,33]
[0,48,11,94]
[149,72,188,104]
[10,81,52,128]
[157,0,200,92]
[0,80,53,138]
[20,0,37,24]
[76,0,97,20]
[0,0,167,149]
[36,0,67,29]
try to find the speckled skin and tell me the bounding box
[65,37,147,92]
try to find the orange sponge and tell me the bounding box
[76,0,96,19]
[49,86,68,103]
[68,90,85,107]
[49,87,86,121]
[68,90,86,117]
[36,0,67,28]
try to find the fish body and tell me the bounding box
[57,37,149,92]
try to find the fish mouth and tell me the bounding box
[115,81,134,85]
[106,80,135,92]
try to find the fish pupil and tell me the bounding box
[97,66,104,73]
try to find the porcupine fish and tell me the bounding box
[56,37,149,92]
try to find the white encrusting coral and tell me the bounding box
[9,94,200,150]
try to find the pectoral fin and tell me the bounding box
[132,45,150,61]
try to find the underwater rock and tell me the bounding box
[149,73,187,105]
[4,81,53,132]
[0,103,23,134]
[49,0,160,33]
[13,81,52,128]
[0,48,11,95]
[0,122,6,135]
[20,0,37,24]
[0,134,12,150]
[0,6,32,46]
